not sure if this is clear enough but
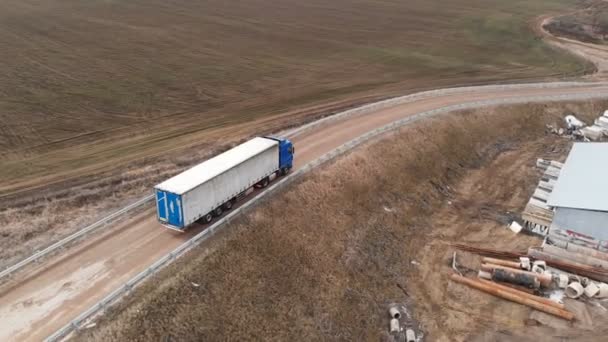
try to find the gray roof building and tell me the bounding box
[548,143,608,246]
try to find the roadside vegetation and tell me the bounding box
[544,0,608,44]
[77,100,608,341]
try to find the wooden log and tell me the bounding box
[481,263,553,287]
[482,257,521,269]
[477,279,564,309]
[450,274,574,321]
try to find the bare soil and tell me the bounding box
[76,100,608,341]
[544,0,608,44]
[539,0,608,80]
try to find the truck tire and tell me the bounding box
[281,167,290,176]
[223,200,233,210]
[213,207,223,217]
[261,177,270,188]
[201,213,213,224]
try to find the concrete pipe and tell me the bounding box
[543,244,608,269]
[557,274,569,289]
[550,237,608,262]
[532,265,544,274]
[389,318,400,333]
[565,282,584,299]
[584,282,600,298]
[478,270,492,280]
[389,307,401,319]
[596,283,608,298]
[533,260,547,270]
[405,329,416,342]
[520,257,531,271]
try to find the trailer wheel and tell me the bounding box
[213,207,223,217]
[223,200,233,210]
[201,213,213,224]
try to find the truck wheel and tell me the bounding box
[223,200,233,210]
[281,167,290,176]
[261,177,270,188]
[213,207,223,217]
[201,213,213,224]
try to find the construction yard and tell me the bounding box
[2,0,608,340]
[76,100,608,341]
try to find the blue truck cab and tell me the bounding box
[265,136,294,174]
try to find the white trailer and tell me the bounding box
[154,136,293,230]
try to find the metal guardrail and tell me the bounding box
[282,81,608,138]
[4,81,606,284]
[46,90,608,341]
[0,194,155,281]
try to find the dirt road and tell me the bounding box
[537,10,608,80]
[1,83,608,341]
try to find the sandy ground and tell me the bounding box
[1,85,608,340]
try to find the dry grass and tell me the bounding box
[0,0,592,197]
[545,0,608,44]
[76,100,608,341]
[544,0,608,44]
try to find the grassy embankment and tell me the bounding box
[77,100,607,341]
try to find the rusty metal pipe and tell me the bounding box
[450,274,574,321]
[543,244,608,269]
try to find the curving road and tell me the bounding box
[1,82,608,341]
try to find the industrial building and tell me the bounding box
[547,143,608,251]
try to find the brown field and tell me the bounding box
[544,0,608,44]
[0,0,592,199]
[76,100,608,341]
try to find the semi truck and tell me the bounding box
[154,136,294,230]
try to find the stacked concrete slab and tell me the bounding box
[580,110,608,141]
[522,159,563,236]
